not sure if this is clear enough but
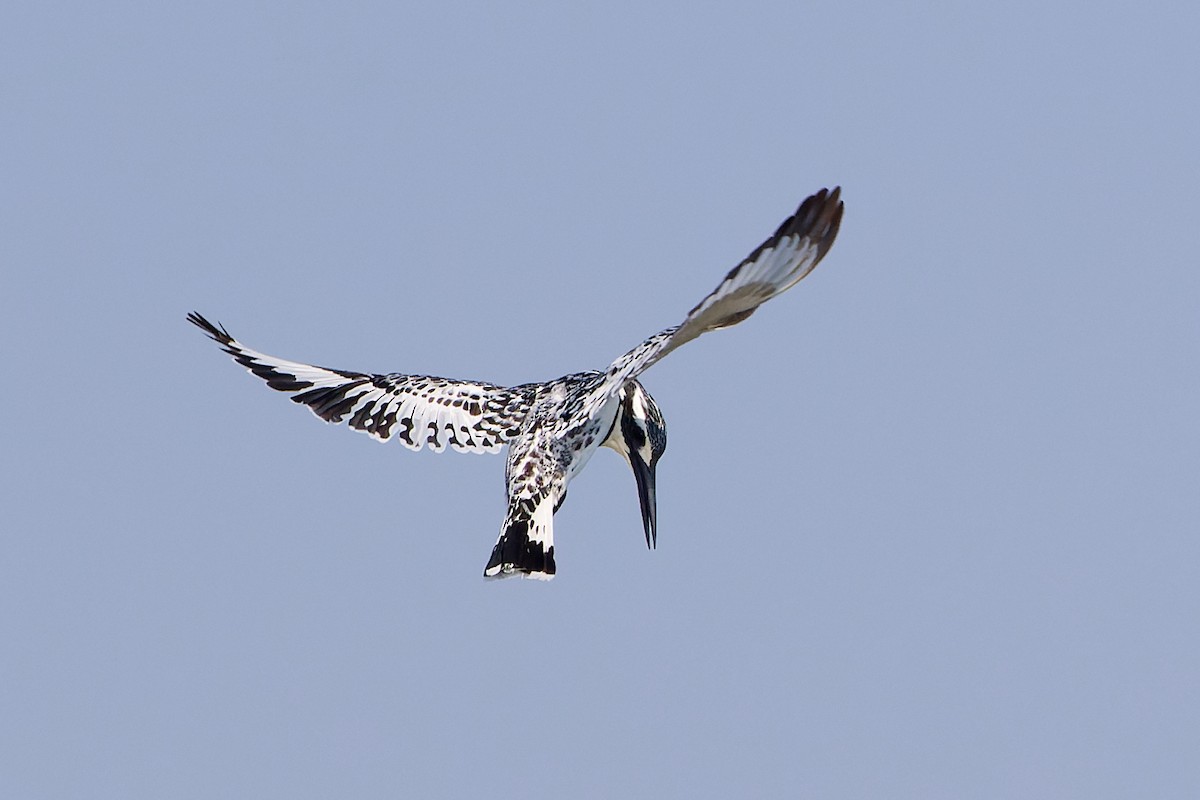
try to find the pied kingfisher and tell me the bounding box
[189,187,843,580]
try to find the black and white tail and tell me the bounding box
[484,495,556,580]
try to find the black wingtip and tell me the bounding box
[186,311,234,345]
[790,186,843,262]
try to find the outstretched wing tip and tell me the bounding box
[187,311,233,345]
[190,313,530,455]
[815,185,844,251]
[585,185,845,408]
[686,183,844,329]
[787,185,844,255]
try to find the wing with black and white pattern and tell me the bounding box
[581,187,843,416]
[188,313,532,454]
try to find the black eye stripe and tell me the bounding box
[621,414,647,446]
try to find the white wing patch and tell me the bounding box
[188,313,531,454]
[580,187,843,417]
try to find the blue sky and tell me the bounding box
[3,2,1198,798]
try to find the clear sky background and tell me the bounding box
[3,2,1197,798]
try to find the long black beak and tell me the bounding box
[630,453,657,549]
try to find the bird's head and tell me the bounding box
[606,380,667,549]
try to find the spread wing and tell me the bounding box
[581,187,843,415]
[187,313,532,454]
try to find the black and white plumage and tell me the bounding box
[189,186,843,580]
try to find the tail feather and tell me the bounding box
[484,496,556,580]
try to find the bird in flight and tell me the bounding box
[189,186,843,580]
